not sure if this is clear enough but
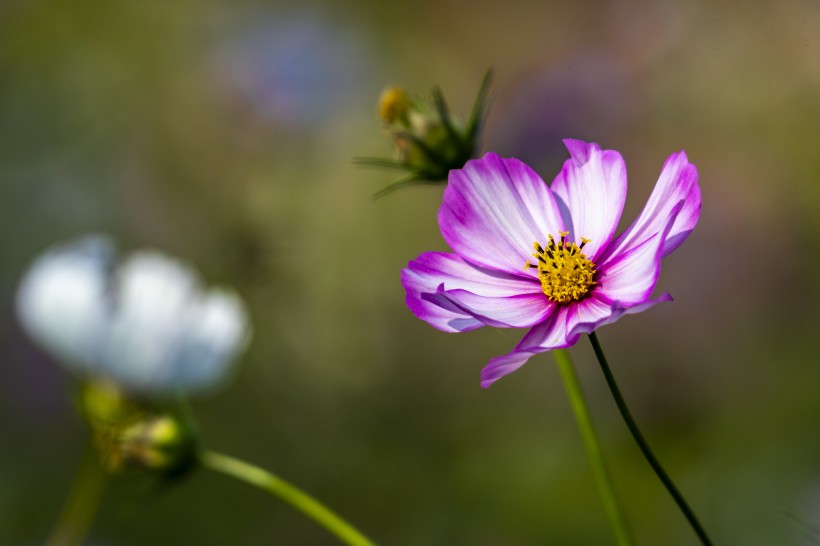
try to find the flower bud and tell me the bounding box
[81,382,198,476]
[357,70,493,198]
[378,87,411,125]
[117,415,197,475]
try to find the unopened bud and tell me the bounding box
[378,87,411,125]
[357,70,493,198]
[81,382,198,476]
[118,415,197,475]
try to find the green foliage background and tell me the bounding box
[2,1,820,544]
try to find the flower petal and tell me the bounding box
[16,236,113,373]
[596,201,683,305]
[479,293,641,388]
[479,312,571,388]
[519,297,627,352]
[480,350,536,389]
[568,294,673,339]
[402,252,552,332]
[479,303,591,388]
[405,252,542,297]
[99,252,200,390]
[162,289,251,392]
[97,251,251,393]
[439,153,565,277]
[604,150,700,260]
[434,287,555,329]
[550,139,627,261]
[17,238,251,395]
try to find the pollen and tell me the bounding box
[525,232,597,304]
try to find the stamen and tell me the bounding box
[527,234,597,304]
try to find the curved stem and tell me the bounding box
[588,332,713,546]
[200,450,376,546]
[46,445,106,546]
[554,349,633,546]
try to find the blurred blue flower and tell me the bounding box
[213,12,368,128]
[16,236,251,395]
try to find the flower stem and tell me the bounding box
[588,332,713,545]
[553,349,634,546]
[46,445,106,546]
[200,450,376,546]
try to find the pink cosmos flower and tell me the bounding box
[401,139,700,388]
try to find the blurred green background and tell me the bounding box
[3,0,820,544]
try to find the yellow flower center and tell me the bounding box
[525,232,597,304]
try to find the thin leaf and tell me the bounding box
[432,86,461,145]
[353,157,414,172]
[466,68,493,143]
[372,176,442,200]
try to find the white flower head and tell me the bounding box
[16,235,251,395]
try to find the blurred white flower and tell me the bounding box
[16,236,251,395]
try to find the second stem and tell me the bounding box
[200,450,376,546]
[553,349,633,546]
[587,332,713,546]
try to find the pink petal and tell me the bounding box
[604,150,700,260]
[439,153,565,277]
[518,297,625,351]
[550,139,627,261]
[479,300,604,388]
[405,252,542,297]
[434,287,555,329]
[596,201,683,305]
[402,252,545,333]
[568,294,673,339]
[479,290,667,388]
[480,350,536,388]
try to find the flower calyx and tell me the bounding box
[81,382,198,478]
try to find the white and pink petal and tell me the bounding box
[480,350,539,389]
[403,268,479,333]
[404,252,542,297]
[568,294,674,340]
[479,300,606,388]
[402,252,548,333]
[550,140,627,261]
[433,287,555,329]
[605,150,700,260]
[438,153,565,278]
[479,319,566,389]
[479,289,670,388]
[595,201,683,305]
[403,286,482,333]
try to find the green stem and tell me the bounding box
[554,349,634,546]
[46,445,106,546]
[588,332,713,546]
[200,451,376,546]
